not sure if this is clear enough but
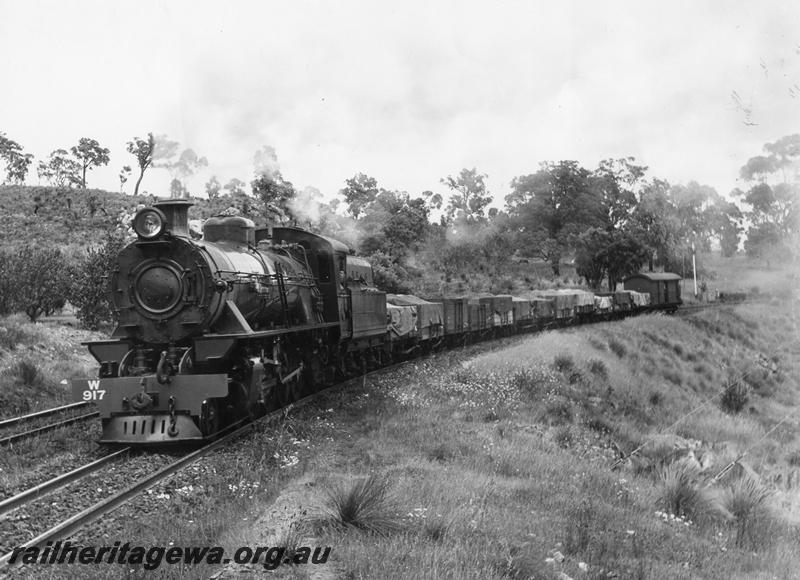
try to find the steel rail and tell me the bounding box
[0,376,371,570]
[0,402,92,430]
[0,412,99,446]
[0,415,264,568]
[0,448,132,517]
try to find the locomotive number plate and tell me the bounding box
[81,379,106,401]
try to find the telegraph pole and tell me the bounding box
[691,241,698,297]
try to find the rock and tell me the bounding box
[553,550,565,563]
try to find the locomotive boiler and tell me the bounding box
[72,199,385,444]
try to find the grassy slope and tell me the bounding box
[296,301,800,580]
[0,185,219,255]
[0,314,105,417]
[32,299,798,580]
[0,186,142,255]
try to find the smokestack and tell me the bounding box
[154,199,193,238]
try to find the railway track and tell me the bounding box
[0,448,132,518]
[0,401,92,430]
[0,355,421,573]
[0,378,349,572]
[0,428,241,569]
[673,300,747,316]
[0,402,98,447]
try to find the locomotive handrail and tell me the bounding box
[192,320,341,341]
[214,270,317,287]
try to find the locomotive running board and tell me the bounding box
[193,321,341,362]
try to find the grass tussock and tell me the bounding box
[318,474,402,535]
[419,511,456,543]
[657,461,717,525]
[15,358,41,386]
[542,397,573,426]
[608,338,627,358]
[588,358,609,380]
[553,353,575,373]
[721,475,776,549]
[554,425,575,448]
[720,379,749,414]
[272,522,307,563]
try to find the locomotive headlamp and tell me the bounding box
[133,208,167,239]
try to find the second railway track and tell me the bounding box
[0,402,98,447]
[0,358,419,572]
[0,369,367,572]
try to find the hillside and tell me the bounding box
[0,186,229,255]
[12,299,795,579]
[0,185,145,255]
[0,185,777,298]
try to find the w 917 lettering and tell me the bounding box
[80,380,105,401]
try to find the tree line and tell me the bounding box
[0,131,796,327]
[222,135,796,294]
[0,131,209,197]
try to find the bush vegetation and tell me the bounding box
[68,235,127,329]
[0,245,70,321]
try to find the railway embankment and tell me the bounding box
[4,300,799,579]
[216,300,797,580]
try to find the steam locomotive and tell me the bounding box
[71,199,682,445]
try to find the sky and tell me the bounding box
[1,0,798,206]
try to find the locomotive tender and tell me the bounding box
[72,199,682,445]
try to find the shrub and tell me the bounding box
[16,359,41,386]
[319,475,401,535]
[554,425,574,448]
[0,317,37,351]
[553,354,575,373]
[69,235,127,329]
[0,245,71,321]
[720,380,749,414]
[367,251,414,294]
